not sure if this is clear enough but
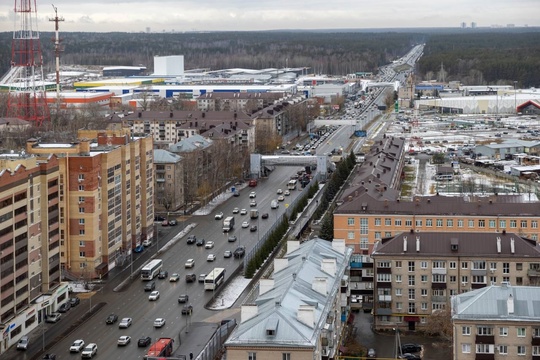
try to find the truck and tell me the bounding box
[250,209,259,219]
[223,216,235,232]
[248,179,257,187]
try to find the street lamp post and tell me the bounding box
[514,81,518,114]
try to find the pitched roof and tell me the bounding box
[169,134,213,152]
[452,285,540,322]
[153,149,182,164]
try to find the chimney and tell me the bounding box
[332,239,346,254]
[138,111,142,118]
[241,304,258,323]
[497,237,501,253]
[274,258,288,273]
[287,241,300,254]
[79,139,91,154]
[169,112,173,118]
[312,277,328,295]
[510,238,515,254]
[507,294,514,314]
[416,236,420,252]
[403,236,408,252]
[297,305,315,328]
[321,258,337,276]
[259,279,275,295]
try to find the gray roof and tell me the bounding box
[372,232,540,258]
[153,149,182,164]
[169,134,213,153]
[452,285,540,322]
[225,239,352,348]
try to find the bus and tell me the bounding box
[287,179,297,190]
[145,337,174,359]
[204,268,226,291]
[141,259,163,281]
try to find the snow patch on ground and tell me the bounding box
[208,276,252,310]
[193,183,248,216]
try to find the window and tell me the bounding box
[360,218,368,235]
[421,275,428,282]
[375,218,381,226]
[79,251,86,257]
[420,261,428,269]
[395,218,402,226]
[432,274,446,283]
[461,343,471,353]
[533,346,540,356]
[78,196,85,203]
[79,229,85,235]
[489,219,496,228]
[395,275,402,283]
[78,174,84,180]
[347,217,355,226]
[533,220,538,229]
[79,241,85,247]
[476,344,493,354]
[462,326,471,335]
[248,353,257,360]
[408,261,415,272]
[79,219,85,224]
[461,276,468,284]
[499,219,506,228]
[472,261,486,270]
[421,302,428,310]
[516,263,523,271]
[433,261,445,269]
[415,219,422,227]
[395,261,402,268]
[375,232,381,239]
[421,288,428,297]
[517,345,526,356]
[408,275,415,286]
[510,220,517,228]
[468,219,474,228]
[385,218,391,226]
[436,219,443,227]
[385,232,392,238]
[395,288,402,296]
[490,262,497,270]
[517,328,526,337]
[447,219,453,227]
[426,219,433,227]
[396,302,402,310]
[78,185,84,191]
[499,345,508,355]
[461,262,468,269]
[521,220,527,228]
[405,219,412,227]
[500,327,508,336]
[282,353,291,360]
[347,231,355,240]
[478,219,485,228]
[360,238,369,249]
[458,219,464,227]
[449,261,456,269]
[377,274,391,282]
[449,275,456,283]
[408,302,415,314]
[408,288,415,300]
[503,263,510,274]
[378,261,391,268]
[477,326,493,335]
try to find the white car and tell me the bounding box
[278,195,285,201]
[232,207,240,214]
[148,291,160,301]
[185,258,195,268]
[117,335,131,346]
[205,241,214,249]
[119,317,132,328]
[81,343,97,358]
[249,191,256,198]
[207,254,216,262]
[242,221,250,228]
[153,318,166,328]
[284,190,291,196]
[214,212,224,220]
[277,188,283,194]
[250,200,257,207]
[70,339,85,352]
[240,209,247,215]
[169,273,180,282]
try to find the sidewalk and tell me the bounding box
[175,322,219,359]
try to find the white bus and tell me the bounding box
[287,179,298,190]
[204,268,226,291]
[141,259,163,281]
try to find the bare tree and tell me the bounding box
[424,306,453,340]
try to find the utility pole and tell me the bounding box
[49,5,64,121]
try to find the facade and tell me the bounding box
[452,284,540,360]
[196,91,284,112]
[153,149,183,212]
[225,239,353,360]
[371,232,540,332]
[26,129,154,278]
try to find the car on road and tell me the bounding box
[157,270,168,279]
[240,208,247,215]
[81,343,97,358]
[181,304,193,315]
[119,317,132,328]
[398,353,421,360]
[198,274,206,283]
[42,354,56,359]
[278,195,285,201]
[233,191,240,197]
[117,335,131,346]
[215,212,224,220]
[284,190,291,196]
[58,302,71,313]
[185,273,196,282]
[46,313,61,323]
[134,244,144,253]
[261,213,269,219]
[228,235,237,242]
[169,273,180,282]
[17,336,29,350]
[250,225,257,232]
[148,290,160,301]
[69,297,80,306]
[207,254,216,262]
[401,343,422,354]
[70,339,85,352]
[249,191,256,198]
[250,200,257,207]
[169,219,177,226]
[234,246,246,258]
[367,348,377,358]
[144,281,156,291]
[196,238,206,246]
[277,188,283,194]
[205,241,215,249]
[178,294,189,303]
[161,220,168,226]
[232,207,240,214]
[137,336,151,347]
[186,235,197,244]
[224,250,232,258]
[185,259,195,268]
[242,221,249,228]
[153,318,166,328]
[154,215,165,221]
[106,314,118,324]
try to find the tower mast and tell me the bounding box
[49,4,64,116]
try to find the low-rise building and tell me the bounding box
[452,284,540,360]
[153,149,183,212]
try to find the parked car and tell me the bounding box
[137,336,151,347]
[117,335,131,346]
[46,313,61,323]
[17,336,29,350]
[398,354,421,360]
[185,259,195,268]
[134,245,144,253]
[169,219,177,226]
[70,339,85,352]
[148,291,160,301]
[144,281,156,291]
[181,304,193,315]
[233,191,240,197]
[81,343,97,358]
[153,318,166,328]
[69,297,80,306]
[178,294,189,303]
[58,302,71,313]
[161,220,168,226]
[154,215,165,221]
[401,343,422,354]
[186,235,197,244]
[118,317,132,328]
[185,273,196,283]
[169,273,180,282]
[106,314,118,324]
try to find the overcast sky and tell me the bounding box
[0,0,537,33]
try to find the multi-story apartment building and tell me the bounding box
[452,284,540,360]
[0,153,70,354]
[225,239,353,360]
[371,231,540,332]
[27,129,154,278]
[196,91,285,112]
[153,149,183,212]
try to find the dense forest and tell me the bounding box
[0,28,538,87]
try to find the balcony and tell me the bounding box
[532,335,540,346]
[528,269,540,277]
[431,282,447,289]
[475,335,494,343]
[475,354,495,360]
[471,283,487,290]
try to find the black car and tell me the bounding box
[137,336,151,347]
[261,213,269,219]
[106,314,118,324]
[185,273,196,283]
[178,294,189,303]
[181,304,193,315]
[196,238,205,246]
[42,354,57,360]
[401,344,422,354]
[57,302,71,313]
[186,235,197,244]
[144,281,156,291]
[69,297,80,306]
[250,225,257,232]
[398,353,421,360]
[154,215,165,221]
[157,270,168,279]
[234,246,246,258]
